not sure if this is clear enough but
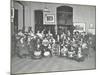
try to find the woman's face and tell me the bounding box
[68,31,70,36]
[73,38,75,41]
[37,31,40,33]
[48,31,51,33]
[68,37,70,40]
[71,47,74,51]
[76,32,79,35]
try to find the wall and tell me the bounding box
[22,2,58,32]
[72,5,96,34]
[14,1,23,30]
[14,1,96,34]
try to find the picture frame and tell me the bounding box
[11,8,14,22]
[73,22,85,32]
[11,8,14,19]
[43,14,55,24]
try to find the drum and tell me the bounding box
[33,50,42,59]
[43,51,51,57]
[75,54,84,62]
[68,51,75,58]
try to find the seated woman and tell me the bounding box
[46,30,53,37]
[60,32,66,43]
[36,30,43,39]
[67,46,76,59]
[40,29,45,39]
[75,47,85,62]
[16,30,26,48]
[27,30,37,47]
[33,43,42,59]
[60,45,68,56]
[51,42,60,56]
[16,30,29,58]
[61,32,66,39]
[42,37,49,47]
[73,31,80,41]
[81,42,89,57]
[78,37,88,58]
[16,30,24,40]
[43,44,52,57]
[71,38,78,54]
[42,37,52,57]
[49,36,55,45]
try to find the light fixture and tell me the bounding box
[90,24,93,28]
[44,7,49,12]
[43,3,50,12]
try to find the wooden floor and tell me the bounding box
[11,48,96,74]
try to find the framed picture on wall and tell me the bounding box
[11,8,14,19]
[11,8,14,22]
[44,14,55,24]
[88,24,95,35]
[73,22,85,32]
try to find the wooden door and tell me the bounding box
[57,6,73,35]
[34,10,44,33]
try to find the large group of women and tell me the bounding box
[15,27,94,62]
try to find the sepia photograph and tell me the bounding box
[11,0,96,74]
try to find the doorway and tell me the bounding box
[34,10,55,36]
[34,10,44,33]
[14,9,19,34]
[57,6,74,35]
